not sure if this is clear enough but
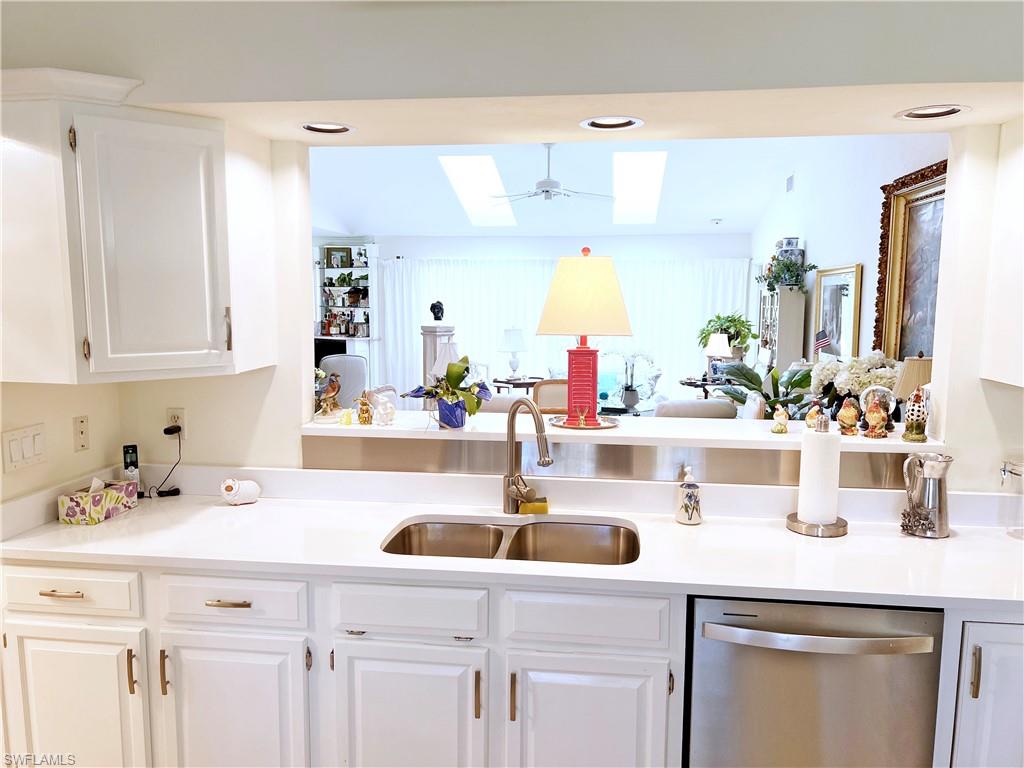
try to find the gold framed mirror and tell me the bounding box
[873,160,947,359]
[814,264,862,361]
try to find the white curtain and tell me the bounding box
[379,253,750,403]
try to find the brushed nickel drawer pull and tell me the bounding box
[126,648,138,695]
[509,672,517,722]
[159,649,170,695]
[970,645,982,699]
[345,629,366,636]
[474,670,482,719]
[39,589,84,599]
[204,599,252,609]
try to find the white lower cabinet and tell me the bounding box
[505,650,669,768]
[334,640,487,767]
[159,630,309,767]
[3,619,149,767]
[953,622,1024,767]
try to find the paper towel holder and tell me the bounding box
[786,513,848,538]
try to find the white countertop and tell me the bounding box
[302,411,945,453]
[4,494,1020,611]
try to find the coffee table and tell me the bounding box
[492,376,543,394]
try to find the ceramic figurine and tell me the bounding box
[804,402,821,429]
[675,466,702,525]
[338,408,354,426]
[837,397,860,436]
[429,300,445,321]
[356,397,374,425]
[863,399,888,439]
[902,386,929,443]
[771,404,789,434]
[374,393,397,426]
[316,372,341,417]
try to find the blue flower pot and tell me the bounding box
[437,399,467,430]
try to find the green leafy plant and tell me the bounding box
[696,313,758,352]
[755,257,818,293]
[402,356,493,416]
[717,362,813,419]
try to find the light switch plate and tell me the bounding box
[2,423,46,472]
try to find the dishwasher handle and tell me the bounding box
[702,622,934,655]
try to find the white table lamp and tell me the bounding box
[498,328,526,379]
[537,247,632,426]
[704,333,734,359]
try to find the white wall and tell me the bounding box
[750,133,950,359]
[930,121,1024,493]
[2,3,1021,103]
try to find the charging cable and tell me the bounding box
[146,424,182,498]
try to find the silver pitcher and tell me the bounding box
[901,453,953,538]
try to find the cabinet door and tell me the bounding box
[505,650,669,768]
[953,622,1024,767]
[334,640,487,767]
[73,112,230,373]
[3,620,149,767]
[160,630,308,767]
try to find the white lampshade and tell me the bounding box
[498,328,525,352]
[704,333,734,358]
[893,356,933,400]
[537,255,632,337]
[430,342,460,379]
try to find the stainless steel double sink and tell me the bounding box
[382,518,640,565]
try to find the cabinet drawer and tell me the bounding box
[3,566,140,617]
[333,583,488,639]
[160,575,308,628]
[502,590,670,648]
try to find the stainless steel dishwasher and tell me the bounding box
[687,598,943,767]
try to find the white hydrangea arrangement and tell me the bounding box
[811,350,900,397]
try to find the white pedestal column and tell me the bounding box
[421,324,455,410]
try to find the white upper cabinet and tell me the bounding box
[0,69,277,383]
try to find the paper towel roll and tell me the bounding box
[221,478,261,506]
[796,427,841,525]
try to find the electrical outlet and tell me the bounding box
[166,407,186,439]
[73,415,89,452]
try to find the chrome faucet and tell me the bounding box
[503,398,554,514]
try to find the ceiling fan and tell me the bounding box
[496,143,613,202]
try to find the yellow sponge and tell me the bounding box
[518,497,549,515]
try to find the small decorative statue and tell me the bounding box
[675,466,702,525]
[316,372,341,417]
[804,402,822,429]
[373,393,396,426]
[902,386,929,443]
[837,397,860,436]
[770,404,789,434]
[356,396,374,425]
[429,300,445,321]
[339,408,353,426]
[863,399,888,439]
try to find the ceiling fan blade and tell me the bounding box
[493,191,538,201]
[563,188,615,200]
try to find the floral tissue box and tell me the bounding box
[58,480,138,525]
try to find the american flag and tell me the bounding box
[813,329,832,353]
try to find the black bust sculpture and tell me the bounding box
[429,301,444,321]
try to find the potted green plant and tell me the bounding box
[755,257,818,293]
[697,313,758,356]
[402,356,492,429]
[717,362,813,419]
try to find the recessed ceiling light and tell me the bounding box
[710,218,723,225]
[612,151,667,225]
[581,116,645,132]
[438,155,517,227]
[301,122,352,134]
[896,105,968,120]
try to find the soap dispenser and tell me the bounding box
[676,466,702,525]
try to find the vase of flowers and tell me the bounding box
[402,355,492,430]
[811,351,900,418]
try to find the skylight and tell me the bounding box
[438,155,517,227]
[612,151,667,225]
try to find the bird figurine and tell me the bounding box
[804,402,822,430]
[317,373,341,417]
[837,397,860,436]
[771,404,790,434]
[863,398,888,439]
[902,386,929,442]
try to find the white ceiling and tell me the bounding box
[310,133,947,236]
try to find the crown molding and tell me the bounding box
[2,68,142,104]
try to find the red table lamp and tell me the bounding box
[537,247,632,426]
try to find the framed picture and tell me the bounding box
[814,264,862,361]
[874,160,946,359]
[323,245,353,269]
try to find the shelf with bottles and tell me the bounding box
[318,308,372,339]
